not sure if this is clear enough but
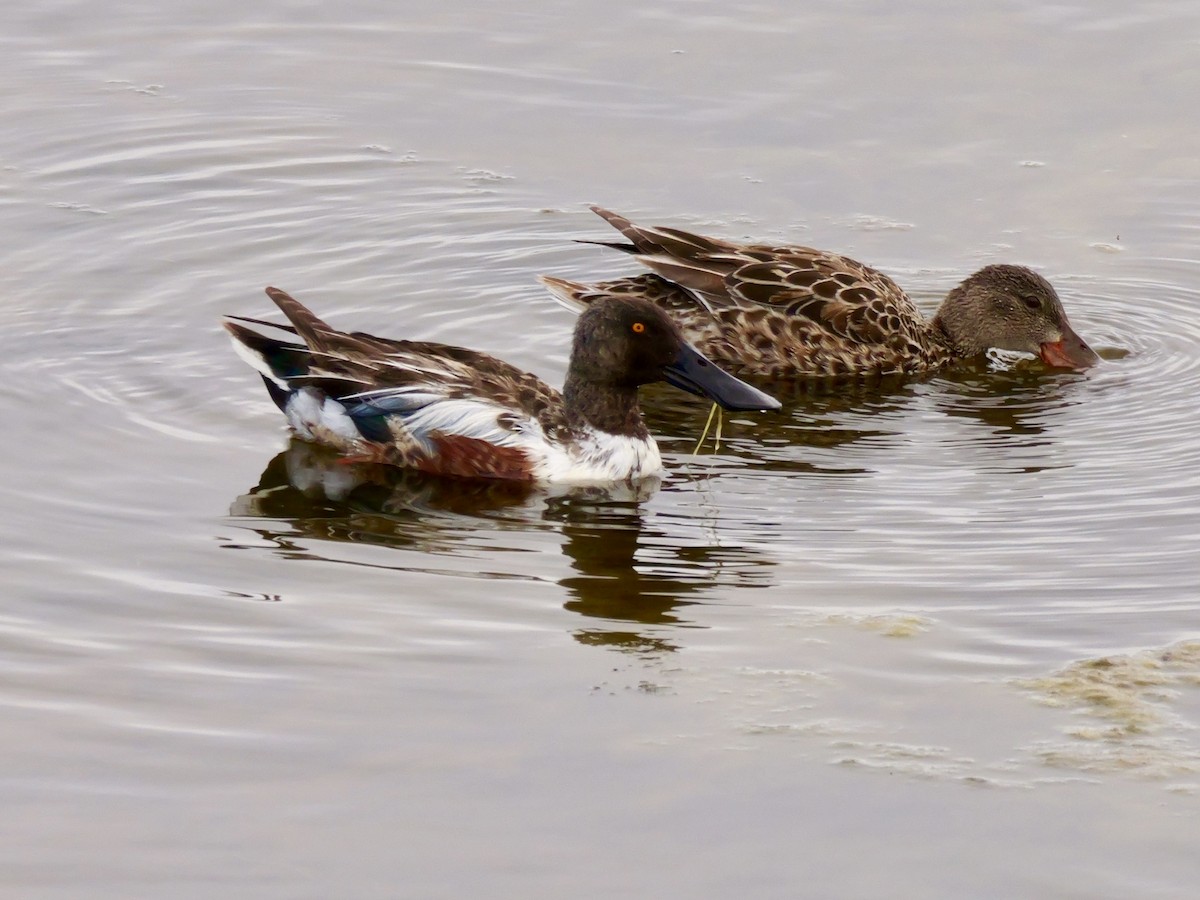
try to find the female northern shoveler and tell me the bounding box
[539,207,1099,378]
[225,287,779,484]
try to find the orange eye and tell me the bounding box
[631,322,645,334]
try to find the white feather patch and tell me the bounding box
[284,389,365,447]
[369,390,664,484]
[228,333,288,390]
[534,428,663,484]
[397,396,530,455]
[279,378,664,485]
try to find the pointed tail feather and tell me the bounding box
[589,205,706,255]
[224,317,312,412]
[537,275,594,315]
[264,286,339,349]
[589,205,638,238]
[224,313,299,335]
[574,238,639,254]
[589,205,735,263]
[540,272,716,320]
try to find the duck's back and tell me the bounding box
[561,208,955,378]
[543,255,951,378]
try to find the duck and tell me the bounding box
[539,206,1099,378]
[224,286,779,484]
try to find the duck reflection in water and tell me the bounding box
[551,496,773,656]
[229,441,772,655]
[672,352,1097,479]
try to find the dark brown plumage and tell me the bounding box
[225,286,778,483]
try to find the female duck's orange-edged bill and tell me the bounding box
[541,206,1099,378]
[225,286,779,484]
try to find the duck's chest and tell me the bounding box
[538,429,664,484]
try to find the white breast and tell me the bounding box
[532,428,663,485]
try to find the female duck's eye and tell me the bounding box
[1022,296,1041,310]
[631,322,646,334]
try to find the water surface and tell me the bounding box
[2,2,1199,897]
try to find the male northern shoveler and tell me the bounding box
[539,206,1099,378]
[225,287,779,484]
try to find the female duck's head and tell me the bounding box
[934,265,1098,369]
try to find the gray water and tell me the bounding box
[2,2,1199,897]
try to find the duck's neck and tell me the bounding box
[562,372,649,439]
[930,294,982,357]
[928,311,958,351]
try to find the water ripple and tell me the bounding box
[1,83,1197,677]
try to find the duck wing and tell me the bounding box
[239,288,571,478]
[588,207,926,348]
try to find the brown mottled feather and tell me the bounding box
[561,207,1100,377]
[558,209,959,378]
